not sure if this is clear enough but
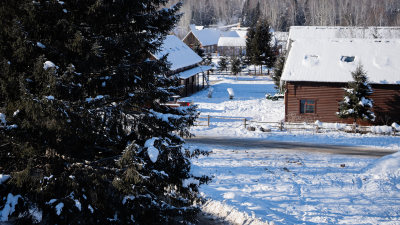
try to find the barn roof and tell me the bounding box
[153,35,202,71]
[218,37,246,47]
[281,39,400,85]
[288,26,400,40]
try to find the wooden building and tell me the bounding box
[281,38,400,125]
[151,35,211,97]
[217,37,246,57]
[182,28,221,54]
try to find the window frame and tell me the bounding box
[300,99,316,114]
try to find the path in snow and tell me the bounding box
[186,136,396,157]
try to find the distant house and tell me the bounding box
[151,35,211,97]
[182,28,221,54]
[281,38,400,125]
[218,37,246,57]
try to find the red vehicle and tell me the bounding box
[164,95,192,107]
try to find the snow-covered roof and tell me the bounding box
[190,29,221,46]
[178,65,212,79]
[221,30,240,38]
[281,39,400,85]
[153,35,202,71]
[218,37,246,47]
[288,26,400,41]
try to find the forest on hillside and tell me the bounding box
[168,0,400,36]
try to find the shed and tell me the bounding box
[281,38,400,125]
[152,35,211,97]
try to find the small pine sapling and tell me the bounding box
[337,64,376,127]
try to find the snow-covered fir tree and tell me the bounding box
[337,64,376,123]
[218,57,228,72]
[246,19,276,74]
[230,56,241,76]
[272,55,286,93]
[0,0,209,224]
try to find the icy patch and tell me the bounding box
[0,193,21,222]
[145,137,159,163]
[46,96,55,100]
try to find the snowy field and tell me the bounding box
[184,75,400,150]
[183,75,400,224]
[189,143,400,225]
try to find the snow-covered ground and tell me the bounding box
[185,75,400,150]
[189,143,400,225]
[183,75,400,224]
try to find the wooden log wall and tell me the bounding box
[285,81,400,125]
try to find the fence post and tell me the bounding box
[243,118,247,128]
[279,121,283,131]
[207,115,210,127]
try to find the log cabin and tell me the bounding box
[151,35,211,97]
[281,38,400,125]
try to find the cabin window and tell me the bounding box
[300,99,315,114]
[341,56,355,63]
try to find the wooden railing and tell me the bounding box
[194,115,399,136]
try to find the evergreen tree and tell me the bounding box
[203,53,212,66]
[218,57,228,73]
[246,19,276,75]
[245,24,257,74]
[230,56,242,76]
[272,55,286,93]
[193,43,205,58]
[253,19,277,74]
[337,64,376,123]
[0,0,208,224]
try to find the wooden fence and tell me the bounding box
[195,115,399,136]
